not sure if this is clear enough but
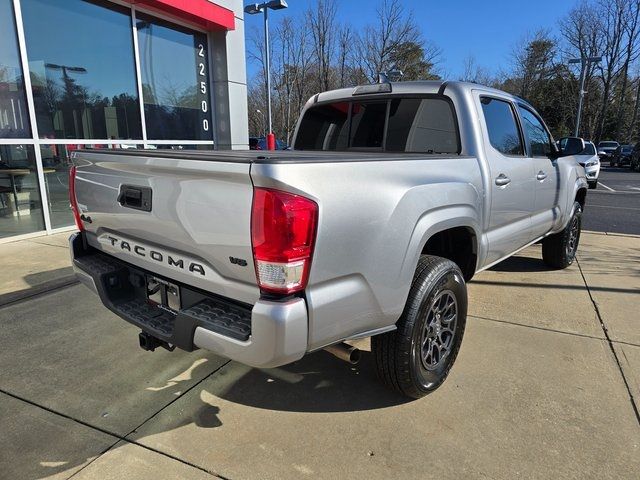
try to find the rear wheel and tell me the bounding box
[542,201,582,269]
[372,255,467,399]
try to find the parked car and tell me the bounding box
[597,141,619,162]
[631,143,640,172]
[69,81,588,399]
[249,136,288,150]
[611,144,634,167]
[573,141,600,189]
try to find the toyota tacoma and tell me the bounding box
[69,81,588,398]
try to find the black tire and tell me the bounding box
[372,255,467,399]
[588,181,597,190]
[542,201,582,269]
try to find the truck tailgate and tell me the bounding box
[72,150,259,305]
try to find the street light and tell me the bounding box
[256,109,266,136]
[244,0,288,150]
[569,56,602,137]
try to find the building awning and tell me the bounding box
[125,0,235,31]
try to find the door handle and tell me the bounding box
[495,174,511,187]
[536,171,547,181]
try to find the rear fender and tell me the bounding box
[399,205,481,291]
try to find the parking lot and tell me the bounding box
[0,227,639,479]
[583,163,640,235]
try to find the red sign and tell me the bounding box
[124,0,235,30]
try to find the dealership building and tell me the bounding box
[0,0,248,241]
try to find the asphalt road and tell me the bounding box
[582,163,640,235]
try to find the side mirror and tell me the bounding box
[557,137,585,156]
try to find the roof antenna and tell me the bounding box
[378,64,404,84]
[387,64,404,82]
[377,72,389,84]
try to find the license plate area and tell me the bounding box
[146,275,181,312]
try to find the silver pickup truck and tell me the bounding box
[69,81,588,398]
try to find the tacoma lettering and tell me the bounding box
[104,236,205,276]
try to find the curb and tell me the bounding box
[0,275,79,308]
[582,230,640,239]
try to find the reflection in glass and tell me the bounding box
[22,0,142,140]
[0,0,30,138]
[145,144,215,150]
[0,145,44,237]
[40,143,145,228]
[518,106,552,157]
[137,14,213,141]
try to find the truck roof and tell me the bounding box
[311,80,533,110]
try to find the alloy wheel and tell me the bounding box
[420,290,458,370]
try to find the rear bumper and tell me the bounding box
[69,233,308,368]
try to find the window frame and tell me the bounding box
[516,103,555,159]
[479,95,526,159]
[0,0,31,139]
[295,94,462,155]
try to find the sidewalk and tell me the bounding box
[0,231,638,479]
[0,232,77,306]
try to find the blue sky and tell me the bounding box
[245,0,576,80]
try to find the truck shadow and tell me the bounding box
[489,254,550,273]
[209,349,412,413]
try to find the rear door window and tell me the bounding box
[480,97,524,156]
[294,97,459,153]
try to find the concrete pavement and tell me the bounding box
[0,231,638,479]
[0,232,76,306]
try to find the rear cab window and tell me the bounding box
[294,97,459,154]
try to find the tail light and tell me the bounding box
[251,188,318,295]
[68,165,84,231]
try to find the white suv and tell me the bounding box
[577,141,601,189]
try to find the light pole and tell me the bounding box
[569,56,602,137]
[245,1,288,150]
[256,109,266,136]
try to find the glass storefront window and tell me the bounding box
[21,0,142,140]
[145,144,215,150]
[0,144,44,238]
[137,14,213,141]
[0,0,30,138]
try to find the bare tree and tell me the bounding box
[461,55,493,86]
[355,0,424,82]
[614,0,640,140]
[593,0,627,142]
[560,1,604,137]
[627,66,640,140]
[307,0,338,92]
[337,25,354,88]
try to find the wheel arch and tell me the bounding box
[400,205,482,286]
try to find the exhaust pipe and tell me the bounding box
[324,342,361,364]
